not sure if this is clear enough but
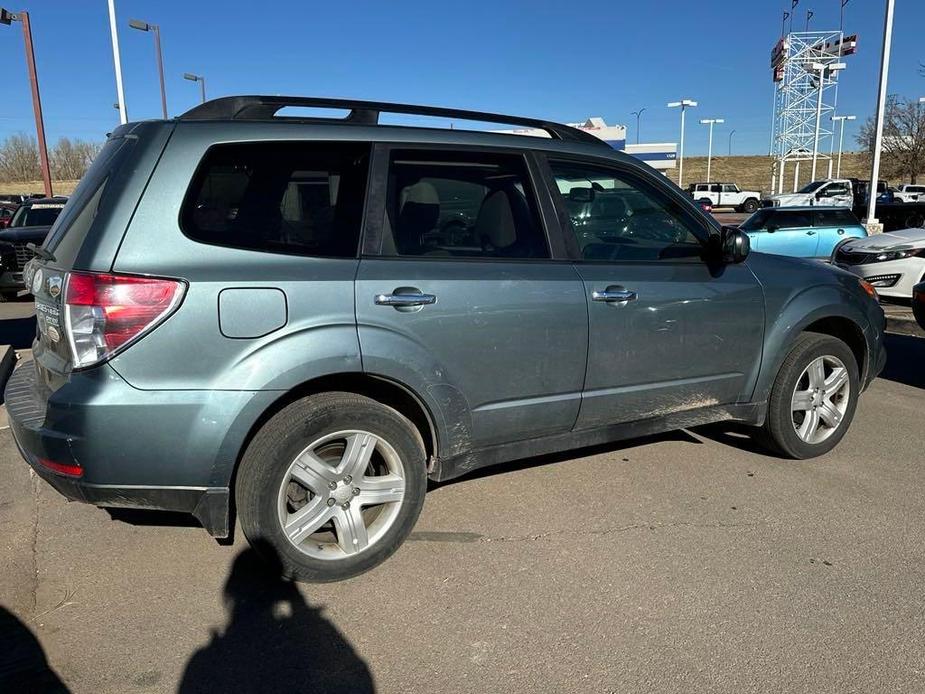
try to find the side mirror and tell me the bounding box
[721,225,750,264]
[569,187,595,203]
[766,223,779,233]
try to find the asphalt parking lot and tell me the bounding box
[1,298,924,693]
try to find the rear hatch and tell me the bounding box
[29,122,176,393]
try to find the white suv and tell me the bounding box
[894,184,925,203]
[689,183,761,213]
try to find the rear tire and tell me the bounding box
[236,392,427,582]
[758,333,859,459]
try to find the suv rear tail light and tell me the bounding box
[64,271,185,369]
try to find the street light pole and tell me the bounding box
[184,73,206,103]
[832,115,855,178]
[630,108,646,145]
[867,0,895,227]
[668,99,697,188]
[129,19,167,119]
[107,0,127,124]
[700,118,724,182]
[0,9,52,197]
[728,129,736,156]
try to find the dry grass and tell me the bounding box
[664,152,874,196]
[0,180,80,196]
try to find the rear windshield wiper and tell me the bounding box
[27,243,56,262]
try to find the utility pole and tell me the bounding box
[0,8,52,196]
[108,0,128,123]
[866,0,895,228]
[729,129,736,156]
[832,115,855,178]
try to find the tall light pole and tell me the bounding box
[129,19,167,119]
[832,114,855,178]
[699,118,724,182]
[867,0,895,228]
[810,62,845,181]
[728,129,736,156]
[107,0,127,123]
[630,108,646,145]
[668,99,697,188]
[184,73,206,104]
[0,8,52,197]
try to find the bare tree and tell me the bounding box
[50,137,102,180]
[857,95,925,183]
[0,133,41,182]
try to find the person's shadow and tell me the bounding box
[178,540,374,694]
[0,605,68,692]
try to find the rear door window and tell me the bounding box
[378,150,548,259]
[181,141,370,258]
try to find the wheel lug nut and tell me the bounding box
[344,475,352,484]
[328,481,337,490]
[341,502,350,509]
[352,487,360,496]
[326,498,336,506]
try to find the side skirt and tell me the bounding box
[430,402,766,483]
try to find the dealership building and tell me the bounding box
[497,117,677,172]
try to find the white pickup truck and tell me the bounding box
[894,184,925,203]
[762,179,854,208]
[687,182,761,213]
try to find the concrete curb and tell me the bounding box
[885,316,925,338]
[0,345,16,399]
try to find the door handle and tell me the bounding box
[374,292,437,307]
[806,230,817,236]
[592,288,637,303]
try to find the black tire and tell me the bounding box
[742,198,759,214]
[236,392,427,582]
[759,332,860,459]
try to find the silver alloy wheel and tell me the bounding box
[790,355,851,445]
[276,430,406,560]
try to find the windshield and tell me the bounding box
[798,181,825,194]
[10,203,65,228]
[739,209,774,231]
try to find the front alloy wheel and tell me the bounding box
[790,356,850,444]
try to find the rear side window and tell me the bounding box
[379,150,548,259]
[182,142,370,258]
[10,203,64,227]
[815,209,858,227]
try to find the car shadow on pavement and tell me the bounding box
[178,539,374,694]
[881,333,925,389]
[0,605,69,692]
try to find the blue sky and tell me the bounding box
[1,0,924,155]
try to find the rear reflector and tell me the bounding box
[64,272,185,369]
[37,457,84,478]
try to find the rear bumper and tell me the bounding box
[3,359,275,538]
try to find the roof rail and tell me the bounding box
[178,95,609,147]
